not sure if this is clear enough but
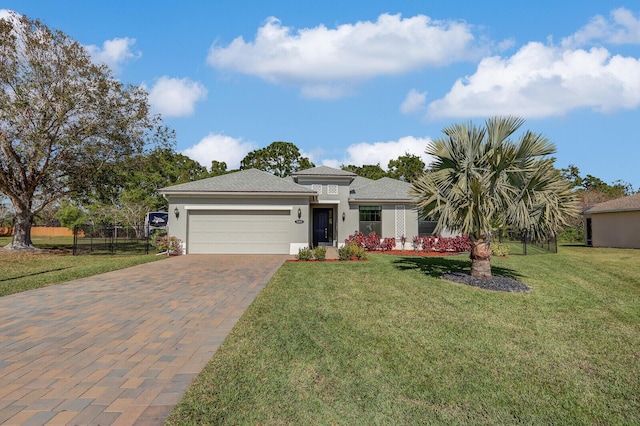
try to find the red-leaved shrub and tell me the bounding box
[345,231,392,251]
[413,235,472,253]
[380,237,396,251]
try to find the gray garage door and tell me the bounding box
[188,210,291,254]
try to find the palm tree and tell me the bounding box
[410,116,578,279]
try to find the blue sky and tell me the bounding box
[3,1,640,189]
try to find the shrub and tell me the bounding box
[345,230,366,248]
[400,234,407,250]
[364,232,380,251]
[338,242,367,260]
[150,230,168,249]
[155,235,183,255]
[421,236,436,252]
[296,246,313,261]
[412,235,421,251]
[435,236,452,252]
[418,235,471,252]
[338,245,349,260]
[380,237,396,251]
[452,235,472,252]
[558,225,584,243]
[345,231,380,251]
[313,246,327,261]
[492,243,511,257]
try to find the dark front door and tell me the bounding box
[313,208,333,246]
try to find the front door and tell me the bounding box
[313,208,333,246]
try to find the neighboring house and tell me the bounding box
[582,192,640,249]
[158,165,432,254]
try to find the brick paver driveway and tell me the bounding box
[0,254,286,425]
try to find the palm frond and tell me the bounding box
[411,116,579,242]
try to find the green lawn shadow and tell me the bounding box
[392,256,523,280]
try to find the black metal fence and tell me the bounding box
[73,224,157,255]
[497,229,558,255]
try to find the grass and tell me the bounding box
[0,236,161,297]
[167,246,640,425]
[0,235,75,250]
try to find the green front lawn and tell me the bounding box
[0,238,161,296]
[168,246,640,425]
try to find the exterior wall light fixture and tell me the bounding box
[174,207,180,219]
[297,207,302,219]
[342,212,346,221]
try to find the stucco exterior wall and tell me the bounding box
[297,177,353,247]
[587,210,640,249]
[166,195,310,253]
[345,203,419,248]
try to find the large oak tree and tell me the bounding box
[0,12,172,249]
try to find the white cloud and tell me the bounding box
[400,89,427,114]
[562,8,640,48]
[427,42,640,119]
[322,136,433,169]
[208,14,478,97]
[147,76,208,117]
[182,133,256,170]
[85,37,140,73]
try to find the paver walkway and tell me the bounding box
[0,254,286,425]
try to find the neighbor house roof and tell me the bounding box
[158,168,316,195]
[349,177,413,202]
[584,192,640,214]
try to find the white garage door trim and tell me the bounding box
[185,205,293,211]
[187,207,292,254]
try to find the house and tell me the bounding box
[158,165,432,254]
[582,192,640,249]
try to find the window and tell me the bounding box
[418,219,437,236]
[327,184,338,195]
[359,206,381,235]
[312,184,322,194]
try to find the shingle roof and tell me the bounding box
[585,192,640,214]
[349,177,412,202]
[291,165,357,177]
[350,175,375,189]
[158,166,416,203]
[158,168,316,194]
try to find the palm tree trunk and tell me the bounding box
[470,236,492,279]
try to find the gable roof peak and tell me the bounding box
[291,165,357,177]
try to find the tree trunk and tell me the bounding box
[470,236,492,279]
[4,204,37,250]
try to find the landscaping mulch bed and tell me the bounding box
[381,250,466,257]
[442,272,532,293]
